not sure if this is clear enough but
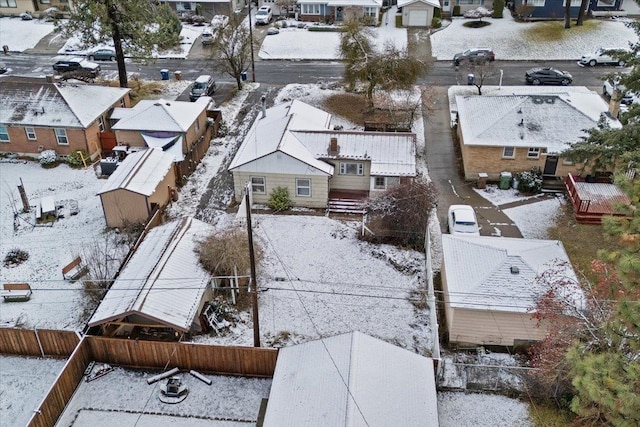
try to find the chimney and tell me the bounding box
[45,75,55,83]
[329,137,338,154]
[261,95,266,119]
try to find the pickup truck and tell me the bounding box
[52,56,101,78]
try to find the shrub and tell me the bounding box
[267,186,292,211]
[4,248,29,267]
[431,17,442,28]
[362,180,438,251]
[518,167,543,194]
[493,0,505,18]
[198,228,263,279]
[67,149,88,168]
[434,7,441,18]
[39,150,57,167]
[453,5,461,16]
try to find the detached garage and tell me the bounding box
[399,0,440,27]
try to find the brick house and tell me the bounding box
[0,76,131,160]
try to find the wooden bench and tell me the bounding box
[62,256,89,281]
[1,283,32,302]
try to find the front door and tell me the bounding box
[543,155,558,176]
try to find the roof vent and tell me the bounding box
[154,102,161,106]
[532,97,544,104]
[165,102,171,106]
[517,108,522,114]
[510,266,520,274]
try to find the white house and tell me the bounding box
[398,0,440,27]
[263,331,439,426]
[441,234,583,347]
[229,99,416,209]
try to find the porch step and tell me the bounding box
[542,177,566,193]
[328,198,366,215]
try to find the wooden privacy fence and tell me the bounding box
[25,335,278,427]
[0,328,80,357]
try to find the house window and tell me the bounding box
[562,157,575,165]
[374,177,386,189]
[562,0,581,5]
[25,127,37,140]
[0,0,17,7]
[527,147,540,158]
[97,116,105,132]
[363,6,377,17]
[40,0,50,4]
[296,178,311,197]
[54,128,69,145]
[458,0,482,5]
[444,0,449,5]
[0,125,9,142]
[301,4,321,14]
[250,176,266,194]
[120,98,125,107]
[502,146,515,158]
[339,162,364,175]
[530,0,545,6]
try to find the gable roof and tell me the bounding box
[97,148,174,196]
[397,0,440,7]
[89,217,213,332]
[455,90,620,154]
[0,76,130,128]
[111,99,204,132]
[263,331,439,427]
[441,235,581,313]
[229,100,417,177]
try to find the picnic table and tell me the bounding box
[1,283,32,302]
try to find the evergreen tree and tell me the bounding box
[57,0,181,88]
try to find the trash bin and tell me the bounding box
[241,72,247,81]
[160,69,169,80]
[499,171,512,190]
[467,74,475,85]
[511,175,520,190]
[2,45,8,55]
[477,172,488,189]
[174,71,182,81]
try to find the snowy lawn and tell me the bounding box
[0,355,67,427]
[431,13,637,61]
[54,366,271,426]
[503,196,565,239]
[258,7,407,60]
[0,17,55,52]
[438,392,532,427]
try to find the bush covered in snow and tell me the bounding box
[39,150,57,167]
[4,248,29,268]
[267,186,292,212]
[517,167,543,194]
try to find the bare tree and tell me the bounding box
[461,58,498,95]
[275,0,297,17]
[211,16,253,90]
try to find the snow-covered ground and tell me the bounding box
[0,17,55,52]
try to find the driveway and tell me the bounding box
[423,86,523,238]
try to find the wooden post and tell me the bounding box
[245,184,260,348]
[18,178,29,212]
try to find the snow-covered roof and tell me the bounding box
[0,76,130,128]
[455,89,620,154]
[142,134,185,162]
[441,235,580,313]
[263,331,438,427]
[326,0,382,6]
[397,0,440,8]
[229,100,416,177]
[111,99,204,132]
[293,130,417,176]
[89,217,213,332]
[97,149,174,196]
[229,100,334,175]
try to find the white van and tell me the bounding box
[201,29,214,45]
[190,75,216,101]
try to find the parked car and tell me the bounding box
[255,6,272,25]
[266,27,280,35]
[52,57,101,78]
[579,48,625,67]
[0,62,7,74]
[447,205,481,236]
[525,67,572,86]
[87,47,116,61]
[201,29,214,45]
[189,75,216,101]
[453,48,495,66]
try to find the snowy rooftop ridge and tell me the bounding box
[441,235,579,313]
[97,148,174,196]
[0,76,130,128]
[89,217,213,332]
[263,331,439,427]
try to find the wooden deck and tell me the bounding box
[328,190,368,215]
[565,174,630,224]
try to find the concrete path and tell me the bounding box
[423,86,523,238]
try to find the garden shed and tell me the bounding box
[398,0,440,27]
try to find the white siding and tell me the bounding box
[233,171,329,208]
[327,160,371,191]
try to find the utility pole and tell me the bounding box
[18,177,29,212]
[245,184,260,347]
[247,0,256,82]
